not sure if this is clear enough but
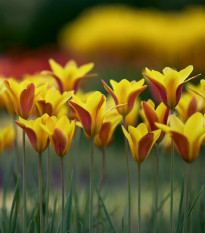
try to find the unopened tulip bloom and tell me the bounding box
[35,87,72,117]
[143,65,199,109]
[4,79,47,119]
[156,113,205,163]
[16,114,50,153]
[122,123,161,164]
[49,59,94,92]
[102,79,147,116]
[141,100,170,143]
[69,91,106,140]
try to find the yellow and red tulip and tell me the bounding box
[94,112,122,149]
[4,79,47,119]
[122,123,161,164]
[16,114,50,153]
[40,115,76,157]
[69,91,106,140]
[156,113,205,163]
[141,100,170,143]
[48,59,94,92]
[102,79,147,116]
[143,65,200,109]
[35,87,72,117]
[0,125,15,154]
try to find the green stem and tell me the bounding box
[123,117,131,233]
[183,164,190,233]
[89,138,94,233]
[97,148,106,233]
[138,164,141,233]
[38,153,44,233]
[45,146,50,226]
[23,131,26,233]
[61,157,64,233]
[170,139,174,233]
[13,115,20,173]
[154,143,159,233]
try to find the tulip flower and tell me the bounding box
[69,91,106,140]
[156,112,205,163]
[4,78,47,119]
[16,114,50,153]
[48,59,94,92]
[143,65,200,109]
[176,92,203,122]
[16,114,51,233]
[141,100,170,143]
[40,115,75,233]
[35,87,73,117]
[122,123,160,233]
[0,125,15,154]
[102,79,147,116]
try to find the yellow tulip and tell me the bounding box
[48,59,94,92]
[40,115,76,157]
[156,113,205,163]
[141,100,170,143]
[143,66,199,109]
[122,123,161,164]
[69,91,106,139]
[4,79,47,119]
[0,125,15,154]
[34,87,72,117]
[16,114,50,153]
[102,79,147,116]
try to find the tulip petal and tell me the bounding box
[187,96,197,118]
[52,128,68,157]
[142,101,158,131]
[137,133,154,164]
[69,100,92,137]
[122,125,135,157]
[143,73,168,106]
[170,131,190,163]
[36,100,53,116]
[16,121,37,151]
[102,80,118,105]
[179,65,193,82]
[20,83,35,119]
[127,85,147,113]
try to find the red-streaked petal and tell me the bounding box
[20,83,35,119]
[138,133,154,164]
[143,73,168,107]
[36,100,53,116]
[16,121,37,151]
[98,122,111,146]
[102,80,118,105]
[187,96,197,118]
[52,128,67,157]
[127,86,147,113]
[163,108,170,124]
[94,94,106,134]
[142,101,158,131]
[170,131,189,163]
[69,100,92,137]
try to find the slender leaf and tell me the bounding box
[65,171,73,233]
[27,219,35,233]
[49,196,57,233]
[176,180,184,231]
[79,221,84,233]
[95,185,117,233]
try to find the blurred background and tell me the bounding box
[0,0,205,79]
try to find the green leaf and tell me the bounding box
[49,195,57,233]
[8,176,20,233]
[176,180,184,232]
[65,171,73,233]
[95,185,117,233]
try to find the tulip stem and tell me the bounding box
[170,139,174,233]
[138,163,141,233]
[183,164,190,233]
[13,115,20,173]
[23,131,26,233]
[123,116,131,233]
[97,148,106,233]
[45,146,50,226]
[61,157,65,233]
[89,138,94,233]
[154,143,159,233]
[38,153,44,233]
